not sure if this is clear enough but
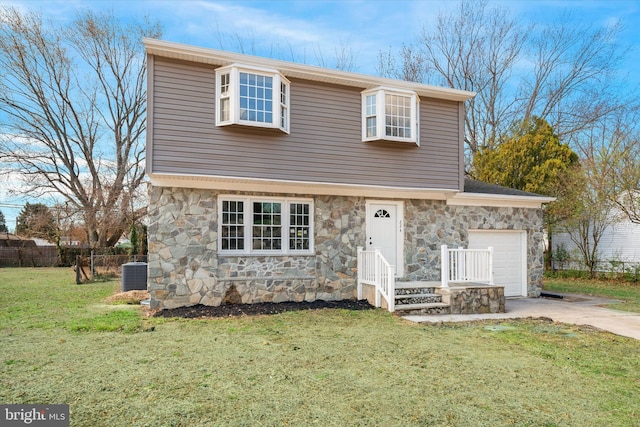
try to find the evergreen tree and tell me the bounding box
[473,117,580,267]
[0,210,8,233]
[129,222,139,256]
[473,117,579,195]
[15,203,57,241]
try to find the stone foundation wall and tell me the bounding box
[437,286,505,314]
[148,185,545,309]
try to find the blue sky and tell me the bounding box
[5,0,640,75]
[2,0,640,231]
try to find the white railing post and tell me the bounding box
[388,264,395,312]
[457,246,465,283]
[357,246,363,299]
[441,245,449,287]
[488,246,494,285]
[356,247,399,312]
[374,248,381,307]
[441,245,494,286]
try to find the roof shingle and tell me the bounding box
[463,178,546,197]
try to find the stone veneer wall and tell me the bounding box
[147,187,365,309]
[437,286,506,314]
[404,200,545,297]
[148,186,545,309]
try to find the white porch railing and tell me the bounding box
[357,246,395,312]
[441,245,494,287]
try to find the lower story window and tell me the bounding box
[252,201,282,250]
[289,202,310,251]
[221,200,244,251]
[220,197,313,254]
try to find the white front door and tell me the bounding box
[366,201,404,276]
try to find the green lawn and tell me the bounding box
[544,276,640,313]
[1,268,639,426]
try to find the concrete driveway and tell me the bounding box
[403,294,640,341]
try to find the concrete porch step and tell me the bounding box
[395,282,438,296]
[395,292,441,300]
[392,281,452,314]
[395,281,440,289]
[394,302,450,312]
[394,293,444,305]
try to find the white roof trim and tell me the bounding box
[447,192,555,209]
[143,38,476,102]
[148,172,455,200]
[148,173,556,207]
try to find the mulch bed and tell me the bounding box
[151,299,374,318]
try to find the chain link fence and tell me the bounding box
[550,258,640,282]
[75,252,147,284]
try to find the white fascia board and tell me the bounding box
[447,192,556,209]
[148,172,455,200]
[143,38,475,102]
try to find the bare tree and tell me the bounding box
[0,7,161,247]
[519,12,627,143]
[211,21,356,72]
[377,43,427,83]
[584,108,640,224]
[558,112,631,277]
[612,141,640,224]
[333,40,357,72]
[559,159,617,278]
[560,204,614,279]
[311,40,358,72]
[378,1,630,170]
[421,0,525,160]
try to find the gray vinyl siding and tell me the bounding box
[149,57,463,190]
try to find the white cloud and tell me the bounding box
[0,130,143,232]
[156,0,364,67]
[6,0,637,78]
[0,169,34,231]
[125,0,444,73]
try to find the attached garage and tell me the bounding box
[468,230,527,297]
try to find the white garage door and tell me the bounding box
[468,230,526,297]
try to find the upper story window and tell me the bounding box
[362,87,419,145]
[216,64,290,133]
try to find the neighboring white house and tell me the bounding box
[32,238,56,246]
[554,216,640,263]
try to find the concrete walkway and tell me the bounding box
[403,294,640,341]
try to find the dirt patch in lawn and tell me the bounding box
[151,299,374,318]
[105,290,150,304]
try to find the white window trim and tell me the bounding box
[215,64,290,133]
[361,86,419,145]
[218,196,314,255]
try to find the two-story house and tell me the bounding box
[144,39,553,312]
